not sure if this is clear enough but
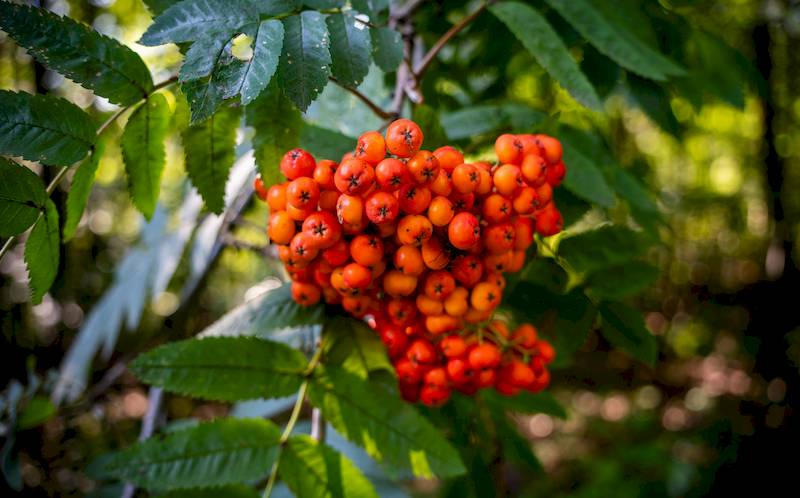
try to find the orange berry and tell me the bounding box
[428,169,452,198]
[464,306,491,324]
[493,164,524,196]
[425,314,460,335]
[343,262,372,289]
[313,159,338,190]
[513,216,535,250]
[286,177,320,210]
[484,251,513,273]
[416,294,444,315]
[406,150,440,184]
[433,145,464,172]
[443,287,469,317]
[383,270,418,297]
[470,281,502,311]
[355,130,386,164]
[535,134,563,164]
[334,158,375,195]
[291,281,321,306]
[398,184,432,215]
[365,190,400,224]
[512,187,540,214]
[336,194,364,225]
[266,183,287,211]
[483,223,516,254]
[475,165,493,196]
[518,133,539,157]
[536,182,553,207]
[302,211,341,249]
[482,194,512,223]
[375,158,409,191]
[394,245,425,276]
[350,234,384,267]
[421,236,450,270]
[448,212,480,250]
[322,239,349,267]
[385,119,423,158]
[424,270,456,300]
[397,214,433,246]
[507,250,526,272]
[427,196,454,227]
[451,254,483,288]
[254,176,268,201]
[318,190,339,211]
[342,295,372,317]
[512,323,538,349]
[521,154,547,187]
[268,211,295,245]
[546,160,566,187]
[281,148,316,180]
[494,134,523,165]
[451,163,480,194]
[535,205,562,237]
[290,232,319,262]
[286,203,315,221]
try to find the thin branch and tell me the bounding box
[328,76,395,119]
[311,408,326,442]
[413,2,489,79]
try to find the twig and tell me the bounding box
[328,76,395,119]
[413,2,489,79]
[310,408,326,442]
[121,387,163,498]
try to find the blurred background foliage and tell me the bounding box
[1,0,799,496]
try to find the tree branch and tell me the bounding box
[413,2,489,79]
[328,76,395,119]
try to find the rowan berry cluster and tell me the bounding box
[255,119,566,406]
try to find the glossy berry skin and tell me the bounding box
[302,211,341,249]
[291,281,321,306]
[313,159,338,190]
[268,211,295,245]
[495,133,522,165]
[334,158,375,195]
[448,212,480,250]
[365,191,400,224]
[398,185,432,215]
[428,196,455,226]
[407,150,440,184]
[286,177,320,210]
[375,158,409,191]
[452,163,480,194]
[349,235,383,267]
[385,119,424,157]
[281,148,316,180]
[267,184,287,212]
[535,134,563,164]
[433,146,464,172]
[394,245,425,276]
[355,130,386,164]
[254,177,268,201]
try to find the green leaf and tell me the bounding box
[482,390,568,419]
[121,92,171,219]
[199,283,325,338]
[140,0,258,46]
[0,2,153,105]
[155,485,259,498]
[554,129,615,207]
[131,336,307,402]
[102,418,281,491]
[626,74,680,136]
[598,301,657,366]
[607,166,658,214]
[506,282,596,367]
[143,0,182,16]
[240,19,285,105]
[412,104,447,150]
[24,199,60,304]
[63,139,105,241]
[489,2,601,111]
[353,0,389,19]
[280,435,379,498]
[585,261,659,299]
[278,10,332,111]
[303,0,344,7]
[370,27,403,73]
[183,103,241,214]
[0,158,47,237]
[543,0,685,81]
[247,84,302,187]
[558,225,649,275]
[0,90,96,166]
[16,396,56,430]
[181,72,224,124]
[300,124,355,161]
[179,34,232,82]
[440,104,546,141]
[327,11,372,88]
[324,317,392,379]
[308,365,466,479]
